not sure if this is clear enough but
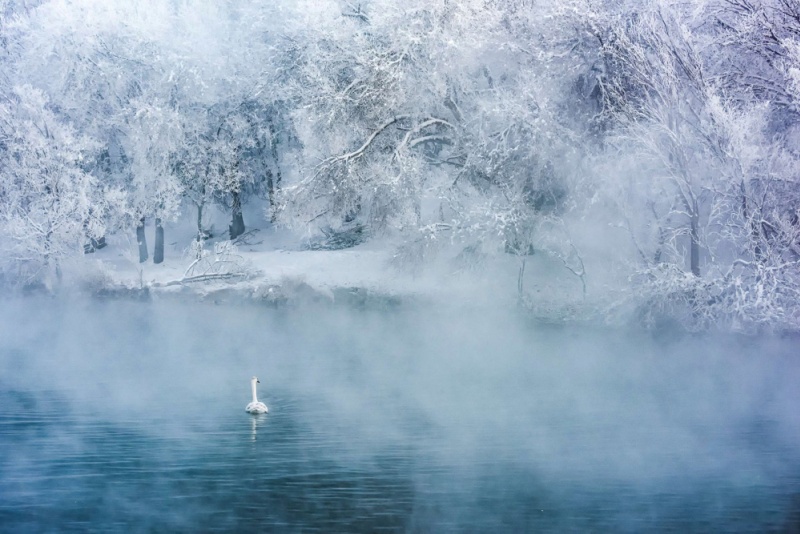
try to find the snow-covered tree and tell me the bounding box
[0,85,108,285]
[274,1,580,262]
[0,0,797,329]
[593,2,800,330]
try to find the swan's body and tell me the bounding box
[245,376,268,414]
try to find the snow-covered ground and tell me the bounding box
[68,226,466,304]
[97,230,393,291]
[63,211,588,315]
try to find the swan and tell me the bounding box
[245,376,269,414]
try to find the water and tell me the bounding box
[1,297,799,532]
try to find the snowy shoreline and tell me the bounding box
[41,223,589,322]
[90,247,417,308]
[53,225,517,309]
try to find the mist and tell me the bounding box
[2,0,800,332]
[2,1,800,528]
[1,296,798,530]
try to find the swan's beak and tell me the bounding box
[257,379,260,383]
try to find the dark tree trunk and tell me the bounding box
[196,202,205,240]
[268,122,282,223]
[229,191,245,240]
[153,218,164,264]
[266,170,276,222]
[137,217,148,263]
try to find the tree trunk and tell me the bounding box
[266,170,276,222]
[229,191,245,240]
[196,202,205,241]
[153,218,164,264]
[690,206,700,277]
[137,217,148,263]
[268,122,282,223]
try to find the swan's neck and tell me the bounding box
[251,381,259,404]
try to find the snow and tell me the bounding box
[70,221,514,307]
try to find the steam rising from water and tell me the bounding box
[0,296,798,530]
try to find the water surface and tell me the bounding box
[1,297,798,532]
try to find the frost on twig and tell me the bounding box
[180,241,256,283]
[629,258,800,333]
[390,223,452,274]
[232,229,263,247]
[305,223,368,251]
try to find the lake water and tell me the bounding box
[0,296,799,532]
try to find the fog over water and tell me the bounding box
[1,296,799,531]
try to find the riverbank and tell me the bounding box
[46,222,593,321]
[59,226,509,306]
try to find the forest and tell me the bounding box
[1,0,800,332]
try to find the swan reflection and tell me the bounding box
[251,413,267,441]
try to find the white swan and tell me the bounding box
[245,376,269,414]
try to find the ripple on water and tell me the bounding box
[0,300,799,532]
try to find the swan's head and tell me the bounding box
[251,376,260,384]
